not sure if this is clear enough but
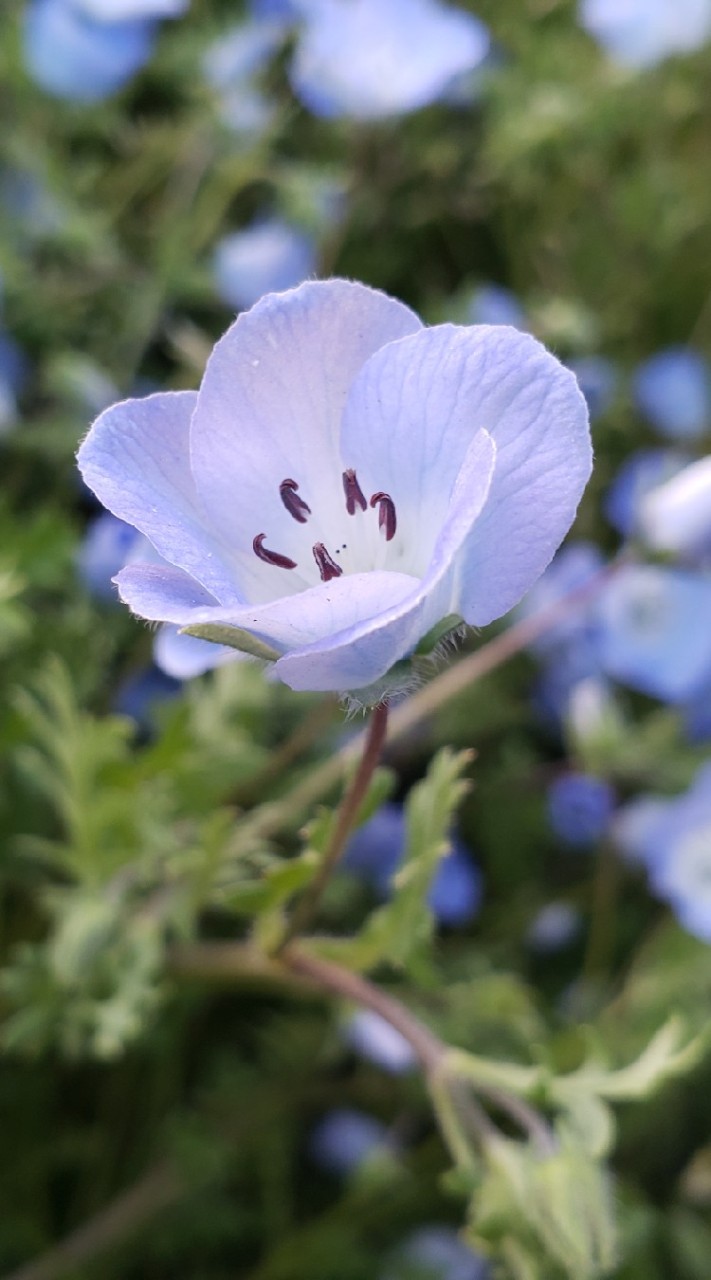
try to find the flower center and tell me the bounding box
[253,469,397,583]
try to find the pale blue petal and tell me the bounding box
[594,565,711,702]
[117,562,420,659]
[342,324,590,628]
[77,391,243,603]
[153,625,240,678]
[212,218,317,312]
[77,0,187,17]
[24,0,156,102]
[580,0,711,68]
[290,0,490,120]
[189,279,421,595]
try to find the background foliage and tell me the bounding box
[2,1,711,1277]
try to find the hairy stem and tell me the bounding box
[277,701,389,948]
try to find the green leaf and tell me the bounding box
[180,624,280,663]
[313,749,471,974]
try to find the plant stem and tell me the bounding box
[281,943,446,1077]
[1,1163,182,1280]
[230,556,628,857]
[276,701,389,949]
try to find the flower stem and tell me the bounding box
[276,701,389,949]
[281,943,445,1076]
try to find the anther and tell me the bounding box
[313,542,343,582]
[280,478,311,524]
[253,533,297,570]
[342,468,367,515]
[370,492,397,541]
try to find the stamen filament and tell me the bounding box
[343,469,368,515]
[313,542,343,582]
[253,533,297,569]
[280,478,311,524]
[370,492,397,541]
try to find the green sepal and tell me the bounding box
[414,613,465,655]
[180,624,281,663]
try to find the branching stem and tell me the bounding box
[277,701,389,949]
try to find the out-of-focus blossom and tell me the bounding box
[518,542,605,655]
[0,332,30,434]
[290,0,490,120]
[309,1107,395,1175]
[23,0,158,102]
[113,663,182,731]
[203,18,284,135]
[604,448,690,538]
[383,1225,490,1280]
[633,347,711,440]
[567,355,617,421]
[466,284,527,331]
[580,0,711,69]
[639,455,711,562]
[547,772,616,847]
[78,279,591,696]
[77,0,187,17]
[614,764,711,941]
[212,219,317,312]
[593,564,711,702]
[77,512,143,600]
[343,803,482,925]
[526,902,582,952]
[345,1009,415,1073]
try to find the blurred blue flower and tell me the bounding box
[567,355,617,421]
[203,21,284,137]
[290,0,490,120]
[547,772,616,847]
[77,512,143,600]
[23,0,158,102]
[212,218,317,312]
[343,803,482,926]
[309,1107,395,1175]
[113,663,182,731]
[76,0,186,16]
[78,279,591,695]
[681,673,711,743]
[0,331,30,434]
[518,541,605,656]
[633,347,711,439]
[604,448,690,538]
[639,455,711,563]
[466,284,527,330]
[526,902,582,952]
[614,764,711,941]
[580,0,711,69]
[345,1009,415,1073]
[383,1226,490,1280]
[593,564,711,702]
[153,623,239,678]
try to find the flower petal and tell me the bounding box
[189,279,422,594]
[116,561,423,662]
[340,324,590,615]
[275,428,496,691]
[153,625,239,679]
[77,390,243,603]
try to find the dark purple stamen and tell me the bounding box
[343,468,367,515]
[280,478,311,524]
[313,542,343,582]
[253,533,297,570]
[370,492,397,541]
